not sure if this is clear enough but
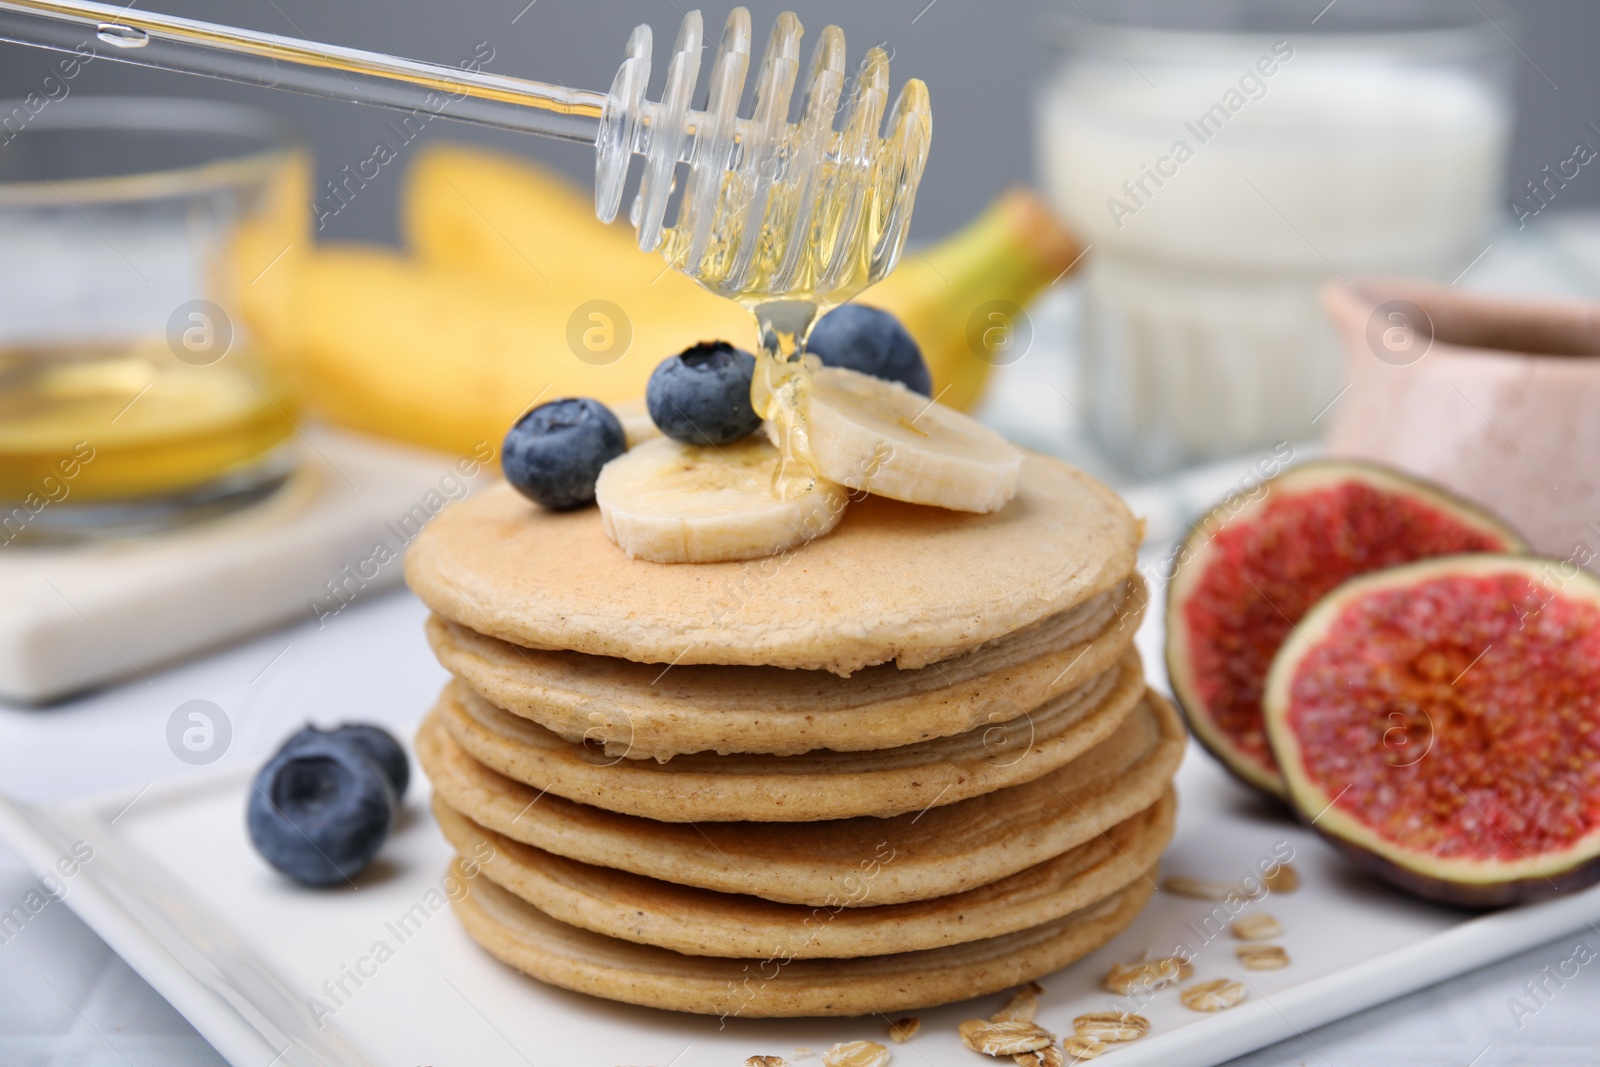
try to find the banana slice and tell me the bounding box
[799,365,1023,513]
[596,436,848,563]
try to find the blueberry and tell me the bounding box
[502,398,626,510]
[248,739,396,887]
[806,304,931,396]
[646,341,762,445]
[280,723,409,801]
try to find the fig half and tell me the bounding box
[1264,554,1600,907]
[1165,460,1525,798]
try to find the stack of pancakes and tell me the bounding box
[407,454,1185,1017]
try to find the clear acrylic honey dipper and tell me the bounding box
[0,1,931,495]
[0,2,932,319]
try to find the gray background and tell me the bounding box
[3,0,1598,243]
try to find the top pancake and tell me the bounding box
[406,454,1140,674]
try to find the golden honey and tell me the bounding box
[0,340,296,502]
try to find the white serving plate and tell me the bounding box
[5,410,1595,1066]
[3,726,1598,1067]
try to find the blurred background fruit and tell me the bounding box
[274,146,1082,457]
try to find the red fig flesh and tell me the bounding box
[1165,461,1525,797]
[1264,555,1600,906]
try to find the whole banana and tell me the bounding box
[282,146,1084,456]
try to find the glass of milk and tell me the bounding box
[1037,0,1512,472]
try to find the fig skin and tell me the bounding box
[1316,832,1600,909]
[1164,459,1526,802]
[1263,553,1600,909]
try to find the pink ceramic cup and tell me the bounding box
[1323,279,1600,572]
